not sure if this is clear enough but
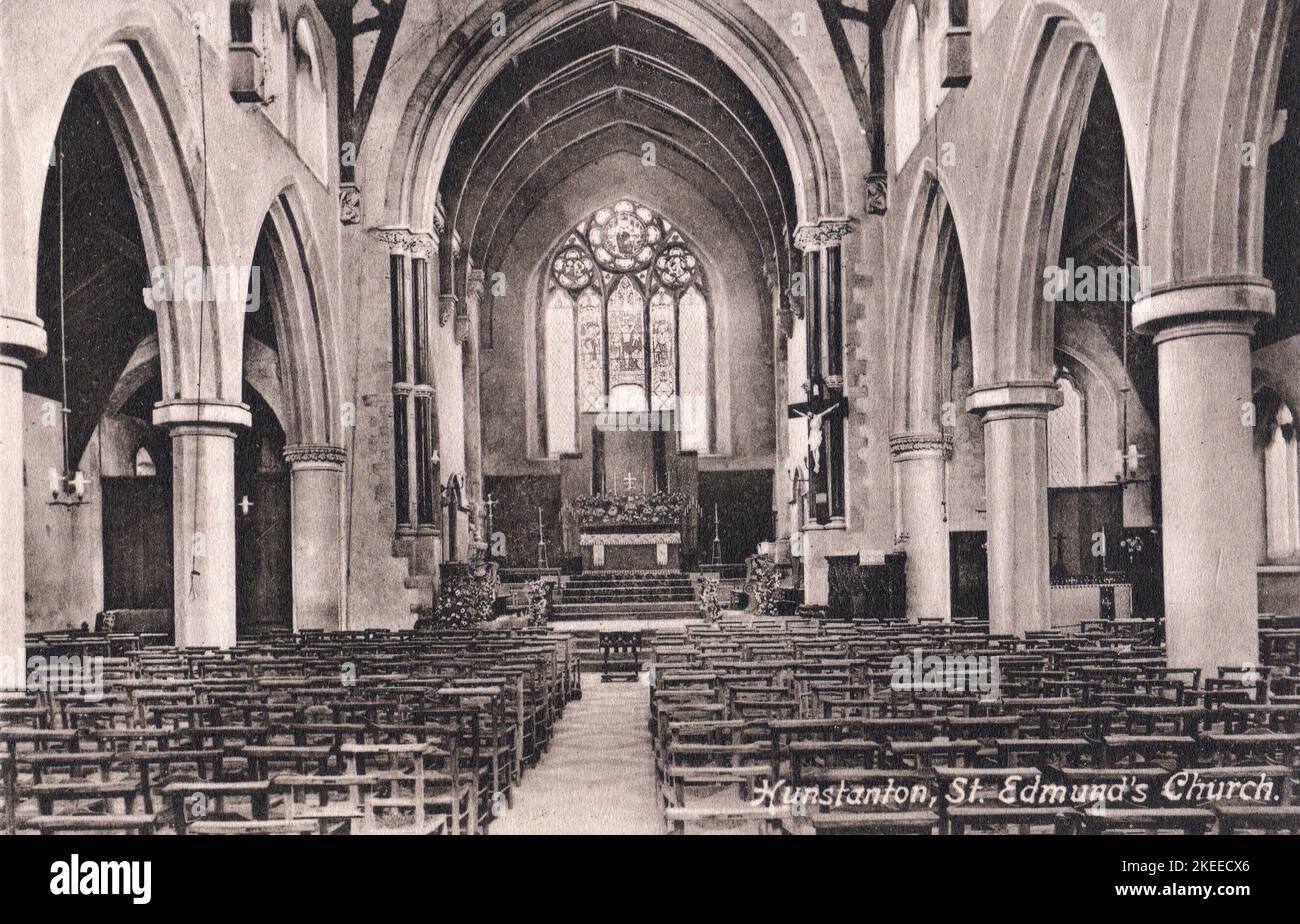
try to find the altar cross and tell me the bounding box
[237,495,253,516]
[623,471,638,493]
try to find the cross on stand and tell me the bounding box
[237,495,254,516]
[482,493,497,557]
[536,506,548,568]
[1051,530,1068,581]
[623,471,638,494]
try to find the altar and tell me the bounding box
[566,491,692,572]
[580,525,681,570]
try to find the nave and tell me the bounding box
[4,606,1299,835]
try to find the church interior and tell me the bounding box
[2,0,1300,839]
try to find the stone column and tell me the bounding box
[967,383,1061,637]
[1133,281,1273,680]
[0,313,45,687]
[154,400,250,649]
[890,433,952,622]
[283,444,346,631]
[0,314,45,680]
[461,270,485,509]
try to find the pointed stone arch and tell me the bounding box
[378,0,847,231]
[247,187,341,448]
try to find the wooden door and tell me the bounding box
[102,477,173,610]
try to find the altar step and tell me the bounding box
[551,570,699,621]
[558,588,697,603]
[550,601,700,620]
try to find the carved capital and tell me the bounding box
[439,294,457,327]
[888,432,953,460]
[465,269,486,312]
[793,217,856,252]
[371,226,436,258]
[339,183,361,225]
[865,173,888,216]
[283,443,347,469]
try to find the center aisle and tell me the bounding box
[492,675,661,835]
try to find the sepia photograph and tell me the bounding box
[0,0,1292,904]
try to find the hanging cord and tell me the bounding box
[934,104,950,525]
[1120,147,1131,470]
[57,136,71,481]
[188,27,211,596]
[341,253,365,628]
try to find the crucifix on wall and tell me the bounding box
[788,391,849,524]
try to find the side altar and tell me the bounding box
[564,490,698,571]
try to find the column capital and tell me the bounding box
[965,381,1062,419]
[152,398,251,430]
[889,432,953,460]
[370,225,437,258]
[1132,276,1274,338]
[439,294,458,327]
[283,444,347,470]
[0,313,47,362]
[793,217,856,252]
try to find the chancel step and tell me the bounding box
[551,570,699,621]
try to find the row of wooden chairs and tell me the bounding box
[2,628,580,835]
[649,616,1300,835]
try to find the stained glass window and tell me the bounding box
[545,288,576,454]
[576,288,604,413]
[678,286,709,450]
[648,289,676,411]
[543,200,711,454]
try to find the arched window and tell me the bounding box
[923,0,950,121]
[893,4,923,168]
[974,0,1003,30]
[541,200,711,455]
[133,446,156,478]
[264,7,289,131]
[293,17,328,181]
[1048,372,1086,487]
[544,289,577,454]
[1264,403,1300,559]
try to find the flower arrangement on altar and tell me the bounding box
[699,578,722,624]
[566,490,690,527]
[750,554,781,618]
[433,563,500,629]
[525,579,551,627]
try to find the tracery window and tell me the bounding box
[541,200,711,454]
